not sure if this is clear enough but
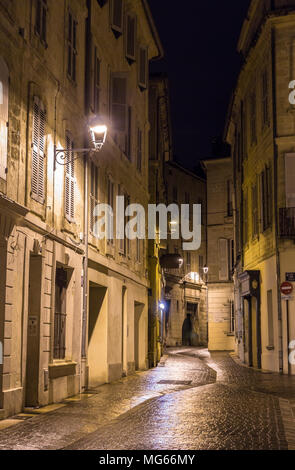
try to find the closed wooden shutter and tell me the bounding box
[111,76,127,132]
[111,0,123,33]
[31,96,45,203]
[65,133,75,221]
[285,154,295,208]
[138,46,148,89]
[126,14,136,61]
[219,238,229,281]
[0,57,8,180]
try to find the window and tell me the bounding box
[172,186,178,202]
[262,69,269,127]
[90,162,99,235]
[0,57,9,180]
[111,75,127,133]
[267,290,274,348]
[126,14,136,62]
[31,96,46,203]
[137,127,142,172]
[230,239,234,276]
[35,0,47,44]
[243,189,249,245]
[261,165,272,231]
[93,47,100,114]
[107,177,114,244]
[67,12,77,82]
[138,46,148,89]
[186,252,191,273]
[110,0,123,35]
[252,182,259,238]
[250,92,257,144]
[229,300,235,334]
[126,106,132,160]
[218,238,229,281]
[54,267,68,360]
[227,180,233,217]
[119,189,127,255]
[65,133,75,222]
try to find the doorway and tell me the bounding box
[25,254,42,407]
[182,314,193,346]
[134,302,144,371]
[88,284,107,387]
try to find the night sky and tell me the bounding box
[148,0,251,170]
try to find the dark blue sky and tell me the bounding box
[148,0,251,169]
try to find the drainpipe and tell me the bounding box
[271,29,284,374]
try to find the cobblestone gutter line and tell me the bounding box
[279,399,295,450]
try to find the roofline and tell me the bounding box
[166,161,206,182]
[201,157,231,169]
[142,0,164,61]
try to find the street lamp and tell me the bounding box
[54,121,108,165]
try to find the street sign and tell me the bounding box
[280,282,293,296]
[286,273,295,282]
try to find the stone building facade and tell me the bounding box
[202,157,235,351]
[148,73,172,366]
[164,162,207,348]
[225,0,295,374]
[0,0,162,419]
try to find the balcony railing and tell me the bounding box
[279,207,295,238]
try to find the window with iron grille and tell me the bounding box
[94,47,100,114]
[54,267,68,360]
[138,46,148,89]
[0,57,9,181]
[250,92,257,144]
[35,0,47,44]
[65,133,75,222]
[262,69,269,128]
[67,12,77,82]
[126,14,136,62]
[90,162,99,235]
[110,0,123,35]
[31,96,46,203]
[137,127,142,172]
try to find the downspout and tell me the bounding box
[271,28,284,374]
[81,0,92,368]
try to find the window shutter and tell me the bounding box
[31,97,45,202]
[111,76,127,132]
[137,127,142,172]
[111,0,123,33]
[285,154,295,208]
[138,46,148,89]
[219,238,229,281]
[126,15,136,61]
[65,134,75,221]
[0,57,9,181]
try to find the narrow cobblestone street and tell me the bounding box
[0,348,294,450]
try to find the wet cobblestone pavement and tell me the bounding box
[0,348,294,450]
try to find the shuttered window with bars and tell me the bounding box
[35,0,47,44]
[110,0,123,35]
[137,127,142,172]
[0,57,9,181]
[126,14,136,62]
[67,11,77,82]
[90,162,99,235]
[65,133,75,222]
[54,267,68,360]
[31,96,46,203]
[218,238,229,281]
[138,46,148,89]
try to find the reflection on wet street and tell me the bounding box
[0,348,294,450]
